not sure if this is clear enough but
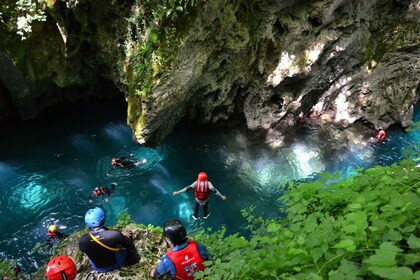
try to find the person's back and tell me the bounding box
[79,228,132,270]
[78,207,139,272]
[150,219,210,279]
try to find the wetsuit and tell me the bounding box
[152,241,210,279]
[88,185,115,201]
[46,231,67,245]
[107,155,136,175]
[78,227,139,272]
[176,181,225,217]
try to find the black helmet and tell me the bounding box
[163,219,187,245]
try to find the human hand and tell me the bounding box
[172,191,178,196]
[150,268,156,278]
[89,199,93,204]
[104,197,109,203]
[221,195,227,200]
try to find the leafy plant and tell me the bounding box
[116,209,134,228]
[193,160,420,279]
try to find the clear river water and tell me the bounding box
[0,99,419,272]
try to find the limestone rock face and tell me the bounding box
[0,0,418,146]
[127,0,419,147]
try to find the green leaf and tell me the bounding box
[407,234,420,249]
[364,252,396,267]
[310,247,323,262]
[267,222,281,233]
[387,229,403,241]
[369,266,413,280]
[348,203,362,210]
[333,239,356,252]
[342,224,358,233]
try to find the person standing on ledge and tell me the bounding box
[173,172,227,220]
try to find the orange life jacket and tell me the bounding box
[193,180,210,200]
[166,241,206,280]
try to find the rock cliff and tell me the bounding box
[0,0,418,146]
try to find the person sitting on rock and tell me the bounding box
[78,207,140,273]
[150,219,211,279]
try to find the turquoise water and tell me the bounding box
[0,99,419,272]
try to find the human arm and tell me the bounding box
[208,182,227,200]
[150,255,175,279]
[172,182,196,196]
[197,242,212,260]
[106,165,117,176]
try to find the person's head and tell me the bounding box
[84,207,105,228]
[46,255,77,280]
[163,219,187,246]
[49,225,58,233]
[197,172,207,181]
[111,158,116,165]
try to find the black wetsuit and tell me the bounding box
[46,231,68,246]
[107,156,136,175]
[88,185,115,201]
[78,227,139,272]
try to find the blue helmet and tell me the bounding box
[84,207,105,228]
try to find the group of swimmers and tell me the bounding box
[42,154,227,280]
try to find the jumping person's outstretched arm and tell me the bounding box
[208,182,227,200]
[172,183,195,196]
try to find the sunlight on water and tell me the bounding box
[104,123,132,145]
[11,173,52,210]
[290,143,324,178]
[70,134,96,153]
[177,202,193,222]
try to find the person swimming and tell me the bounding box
[89,184,116,203]
[106,154,147,176]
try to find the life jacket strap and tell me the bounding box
[89,232,122,252]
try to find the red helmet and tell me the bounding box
[46,256,77,280]
[198,172,207,181]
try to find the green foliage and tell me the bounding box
[116,209,134,228]
[194,160,420,279]
[0,0,46,39]
[128,0,200,96]
[0,259,19,280]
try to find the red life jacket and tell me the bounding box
[47,231,58,237]
[166,241,206,280]
[193,180,210,200]
[377,130,386,141]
